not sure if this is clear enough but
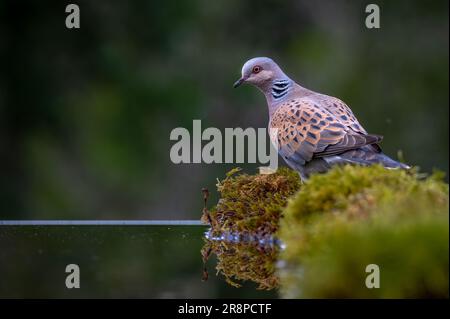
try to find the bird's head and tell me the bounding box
[233,57,288,90]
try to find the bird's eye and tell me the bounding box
[252,66,262,74]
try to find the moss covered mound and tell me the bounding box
[278,165,449,298]
[203,167,301,235]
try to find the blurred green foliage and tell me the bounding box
[279,165,449,298]
[0,0,448,219]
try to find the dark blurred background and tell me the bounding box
[1,0,448,220]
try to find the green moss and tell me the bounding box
[278,165,449,298]
[203,167,301,235]
[203,165,448,296]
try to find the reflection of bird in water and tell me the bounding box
[234,57,410,181]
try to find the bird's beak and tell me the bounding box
[233,76,246,88]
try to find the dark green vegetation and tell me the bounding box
[1,0,448,219]
[279,165,449,298]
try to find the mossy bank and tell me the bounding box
[204,165,449,297]
[279,165,449,298]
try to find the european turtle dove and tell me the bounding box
[234,57,410,180]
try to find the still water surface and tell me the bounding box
[0,223,277,298]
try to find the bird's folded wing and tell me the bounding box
[312,133,382,158]
[270,102,382,165]
[320,96,368,135]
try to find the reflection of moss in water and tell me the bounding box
[202,167,301,235]
[278,165,449,298]
[201,239,279,290]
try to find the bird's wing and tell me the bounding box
[269,99,382,165]
[311,94,383,152]
[314,94,368,135]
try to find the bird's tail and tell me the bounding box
[324,146,411,170]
